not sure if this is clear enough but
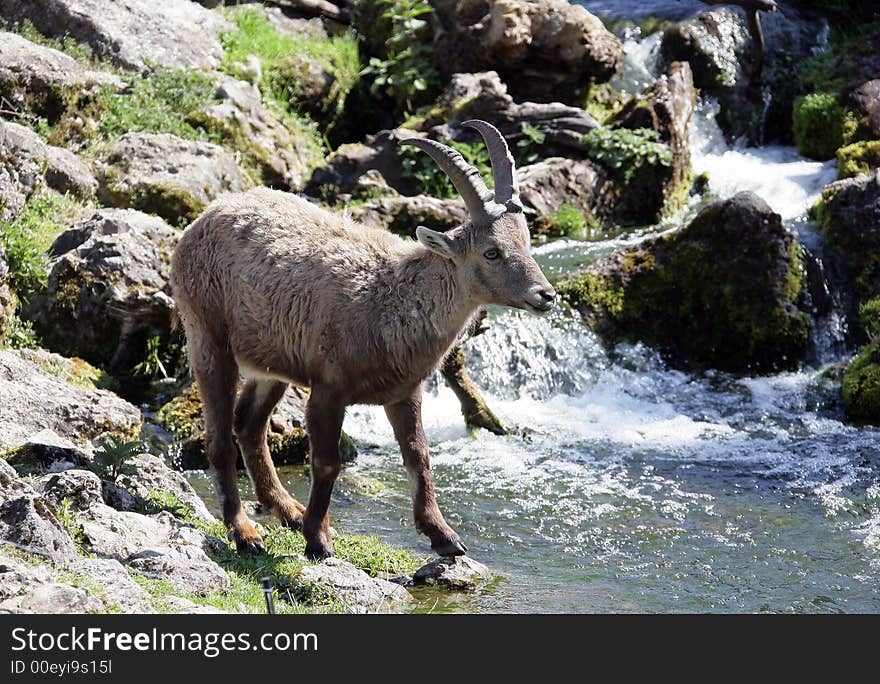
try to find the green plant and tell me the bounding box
[515,122,546,166]
[90,436,142,482]
[0,314,40,350]
[792,92,845,160]
[837,140,880,179]
[550,204,589,238]
[400,138,492,198]
[582,127,673,185]
[55,499,86,547]
[132,336,168,379]
[860,298,880,342]
[99,66,219,142]
[136,490,195,522]
[360,0,439,114]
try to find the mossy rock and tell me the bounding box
[156,383,356,470]
[837,140,880,180]
[558,192,810,373]
[842,342,880,423]
[793,92,845,161]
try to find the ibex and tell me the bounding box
[170,120,556,559]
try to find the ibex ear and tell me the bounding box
[416,225,457,259]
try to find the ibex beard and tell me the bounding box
[170,120,556,559]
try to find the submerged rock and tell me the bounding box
[24,208,177,373]
[430,0,621,104]
[298,557,411,613]
[412,555,493,590]
[558,192,810,373]
[95,133,246,226]
[0,0,231,72]
[0,349,141,451]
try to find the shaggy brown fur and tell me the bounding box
[171,186,554,558]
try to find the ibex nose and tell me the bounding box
[537,287,556,303]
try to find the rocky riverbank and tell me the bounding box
[1,0,879,613]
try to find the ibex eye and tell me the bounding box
[484,248,500,260]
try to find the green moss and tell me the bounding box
[793,92,845,160]
[842,343,880,423]
[860,298,880,341]
[837,140,880,179]
[558,206,810,372]
[583,83,625,125]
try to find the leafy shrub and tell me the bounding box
[793,92,845,160]
[837,140,880,179]
[90,436,142,482]
[860,298,880,342]
[360,0,439,114]
[582,127,672,185]
[515,122,546,166]
[0,314,40,350]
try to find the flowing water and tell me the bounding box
[186,9,880,612]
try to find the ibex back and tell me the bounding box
[170,121,556,559]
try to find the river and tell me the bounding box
[186,4,880,613]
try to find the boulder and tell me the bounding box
[0,550,53,600]
[95,133,246,226]
[24,208,178,372]
[74,503,229,595]
[0,459,78,559]
[0,0,231,72]
[846,80,880,143]
[33,468,103,511]
[412,555,492,590]
[0,349,141,450]
[661,6,815,143]
[3,429,89,476]
[0,120,97,220]
[604,61,695,224]
[430,0,621,104]
[0,31,123,122]
[351,195,468,236]
[298,557,411,613]
[0,582,104,613]
[421,71,600,158]
[189,74,324,189]
[558,192,810,373]
[815,170,880,304]
[63,557,155,613]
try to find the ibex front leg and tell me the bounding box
[385,391,468,557]
[302,387,345,560]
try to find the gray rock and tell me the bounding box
[96,132,246,225]
[75,504,229,594]
[0,120,97,220]
[24,208,178,371]
[430,0,621,104]
[0,459,78,559]
[847,80,880,144]
[0,349,142,450]
[122,454,216,524]
[0,582,104,613]
[63,557,154,613]
[34,469,103,511]
[412,555,493,590]
[0,31,123,121]
[299,557,411,612]
[195,74,323,189]
[0,0,231,72]
[159,595,224,614]
[517,157,616,231]
[0,550,52,600]
[351,195,468,237]
[4,429,89,476]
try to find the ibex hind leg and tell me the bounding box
[234,379,306,529]
[187,332,264,554]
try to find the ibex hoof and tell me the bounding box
[432,538,468,557]
[305,543,334,561]
[234,537,266,555]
